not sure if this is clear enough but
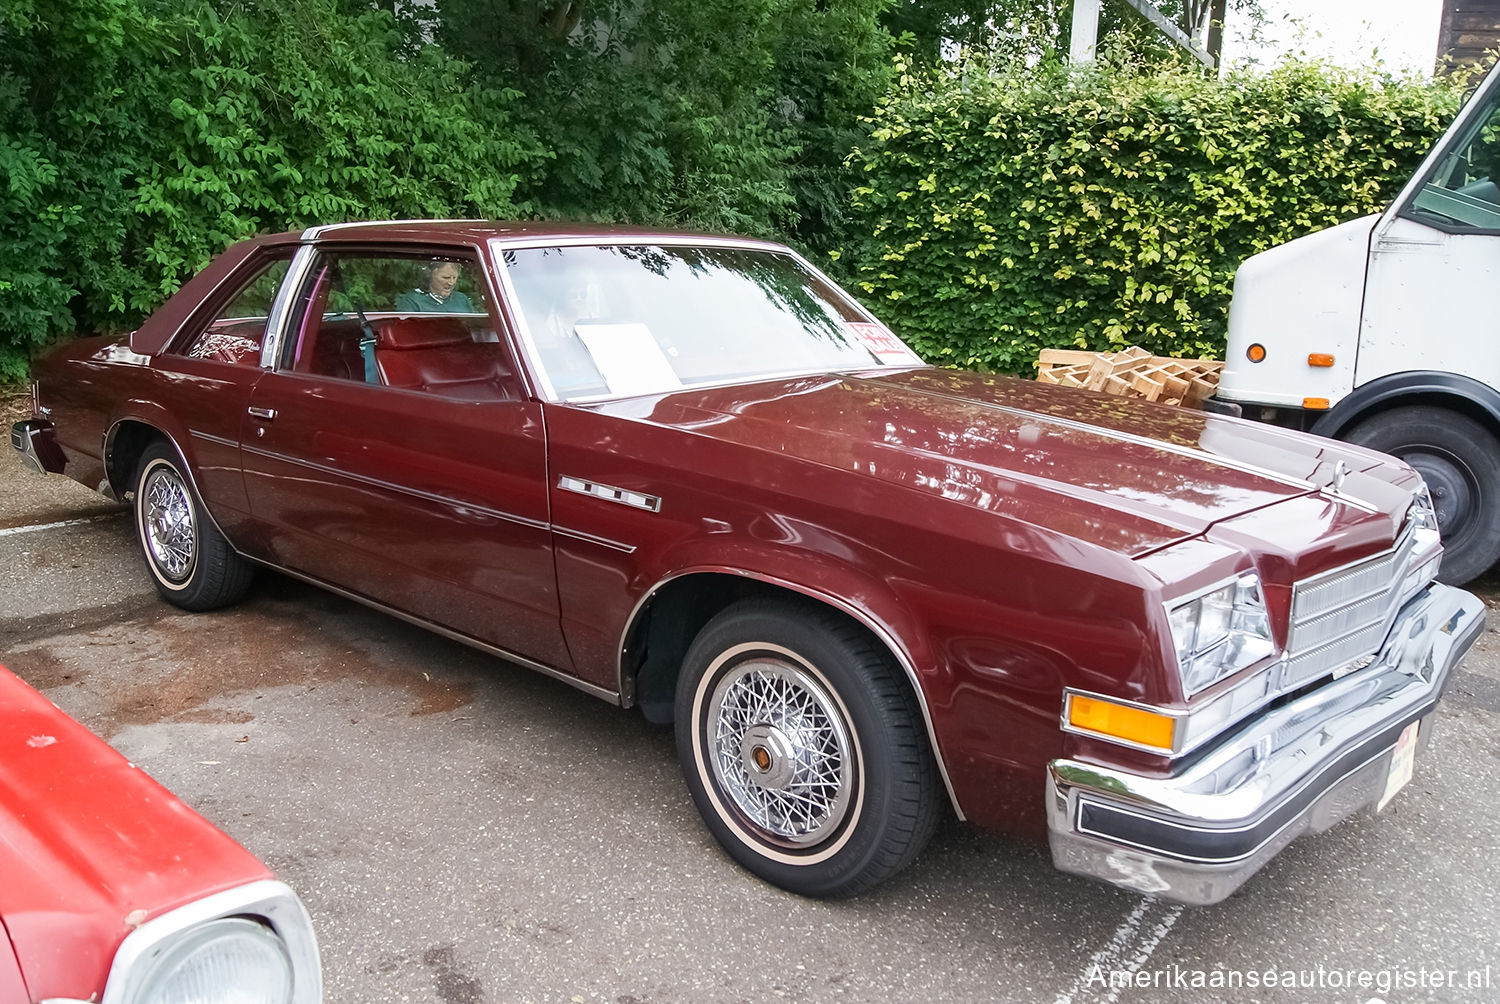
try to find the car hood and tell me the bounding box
[0,667,270,1001]
[596,367,1414,557]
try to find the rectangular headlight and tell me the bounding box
[1168,573,1275,695]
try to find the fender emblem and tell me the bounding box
[557,475,662,513]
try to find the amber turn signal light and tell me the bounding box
[1307,353,1335,367]
[1246,343,1266,363]
[1066,694,1177,752]
[1303,397,1330,410]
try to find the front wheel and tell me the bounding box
[1345,406,1500,585]
[133,441,253,610]
[675,598,941,897]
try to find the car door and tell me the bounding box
[144,250,296,544]
[240,246,571,671]
[1358,65,1500,390]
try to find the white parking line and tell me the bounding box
[0,513,124,538]
[1052,898,1184,1004]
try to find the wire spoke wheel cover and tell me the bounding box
[676,599,940,897]
[706,650,856,848]
[140,460,197,583]
[131,441,254,610]
[690,642,864,865]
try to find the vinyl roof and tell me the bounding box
[292,219,781,248]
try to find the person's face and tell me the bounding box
[563,285,589,318]
[429,263,461,299]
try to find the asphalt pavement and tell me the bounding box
[3,415,1499,1003]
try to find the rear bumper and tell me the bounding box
[1047,582,1484,905]
[10,419,65,475]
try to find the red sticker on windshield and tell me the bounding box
[848,322,916,363]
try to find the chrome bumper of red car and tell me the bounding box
[1046,581,1484,905]
[11,419,65,476]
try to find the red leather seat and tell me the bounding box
[302,319,366,381]
[373,317,513,400]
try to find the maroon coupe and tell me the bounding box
[13,221,1484,903]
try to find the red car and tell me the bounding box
[12,221,1485,904]
[0,663,320,1002]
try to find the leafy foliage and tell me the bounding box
[0,1,1465,386]
[842,55,1459,372]
[0,0,545,379]
[434,0,893,248]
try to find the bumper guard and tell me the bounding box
[1047,581,1484,905]
[10,419,64,475]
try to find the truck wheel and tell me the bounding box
[1345,407,1500,585]
[675,598,941,898]
[133,441,254,610]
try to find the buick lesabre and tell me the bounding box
[12,221,1484,903]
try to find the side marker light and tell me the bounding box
[1066,694,1176,752]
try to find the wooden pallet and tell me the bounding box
[1034,347,1224,408]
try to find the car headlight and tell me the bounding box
[99,880,320,1004]
[1167,573,1275,695]
[129,918,292,1003]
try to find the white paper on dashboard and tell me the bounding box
[574,323,683,396]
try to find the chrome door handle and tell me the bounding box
[247,407,277,420]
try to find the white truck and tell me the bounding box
[1213,60,1500,584]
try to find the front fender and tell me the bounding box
[631,528,942,688]
[624,546,965,820]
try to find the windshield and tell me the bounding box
[499,243,923,400]
[1405,80,1500,232]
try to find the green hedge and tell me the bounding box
[1,17,1467,384]
[0,0,546,380]
[841,57,1460,372]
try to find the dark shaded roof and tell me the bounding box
[1438,0,1500,73]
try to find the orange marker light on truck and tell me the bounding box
[1307,353,1335,367]
[1246,343,1266,363]
[1303,397,1330,410]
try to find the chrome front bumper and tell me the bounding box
[1047,582,1484,905]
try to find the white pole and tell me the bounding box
[1070,0,1102,63]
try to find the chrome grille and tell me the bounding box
[1282,526,1417,689]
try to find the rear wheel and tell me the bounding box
[675,598,941,897]
[1345,406,1500,584]
[133,441,253,610]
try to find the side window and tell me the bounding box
[285,250,516,402]
[180,256,292,365]
[1405,86,1500,232]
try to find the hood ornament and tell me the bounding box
[1311,457,1379,514]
